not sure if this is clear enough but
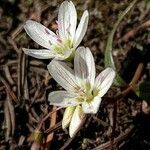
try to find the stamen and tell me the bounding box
[50,33,62,43]
[45,27,61,43]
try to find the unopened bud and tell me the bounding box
[62,106,75,129]
[69,105,86,137]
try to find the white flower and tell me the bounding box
[62,105,86,137]
[47,47,116,113]
[23,1,89,60]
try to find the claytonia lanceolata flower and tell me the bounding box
[47,47,116,137]
[23,1,89,60]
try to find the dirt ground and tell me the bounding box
[0,0,150,149]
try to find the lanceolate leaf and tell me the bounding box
[104,0,137,86]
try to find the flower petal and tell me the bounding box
[24,20,57,49]
[82,96,102,114]
[58,1,77,40]
[95,68,116,97]
[23,48,55,59]
[47,60,78,93]
[74,47,95,86]
[48,91,78,107]
[74,10,89,48]
[69,105,86,137]
[62,106,76,129]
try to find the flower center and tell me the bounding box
[76,81,99,103]
[52,38,73,56]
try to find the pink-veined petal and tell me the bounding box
[24,20,58,49]
[82,96,102,114]
[74,47,95,86]
[23,48,55,59]
[95,68,116,97]
[48,91,78,107]
[58,1,77,40]
[69,105,86,137]
[47,60,78,93]
[74,10,89,48]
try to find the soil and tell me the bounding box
[0,0,150,149]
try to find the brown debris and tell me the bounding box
[0,0,150,149]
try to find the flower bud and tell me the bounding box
[69,105,86,137]
[62,106,76,129]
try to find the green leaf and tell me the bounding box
[104,0,137,86]
[114,74,126,86]
[134,82,150,101]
